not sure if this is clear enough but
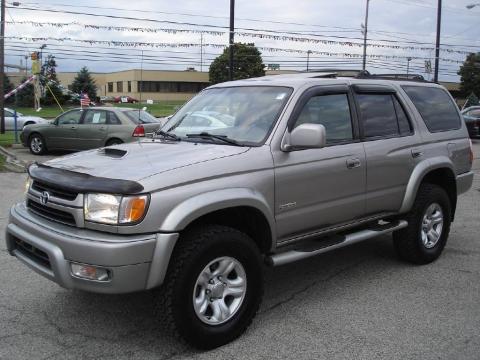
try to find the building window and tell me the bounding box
[117,81,123,93]
[127,81,131,93]
[107,82,113,93]
[137,81,209,93]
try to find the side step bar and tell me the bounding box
[267,220,408,267]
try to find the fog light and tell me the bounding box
[71,263,110,281]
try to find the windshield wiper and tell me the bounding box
[186,132,243,146]
[154,130,181,141]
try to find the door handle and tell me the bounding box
[70,126,77,130]
[346,158,361,169]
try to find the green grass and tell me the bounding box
[0,154,5,171]
[0,132,18,147]
[15,101,185,119]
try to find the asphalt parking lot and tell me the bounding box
[1,141,479,360]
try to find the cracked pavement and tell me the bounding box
[0,141,479,359]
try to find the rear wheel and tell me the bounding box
[29,133,47,155]
[393,184,451,264]
[156,225,264,349]
[106,138,123,146]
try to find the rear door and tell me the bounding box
[47,109,83,149]
[353,84,421,215]
[76,109,109,150]
[273,85,367,242]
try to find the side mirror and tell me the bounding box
[282,123,326,151]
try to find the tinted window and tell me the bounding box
[294,94,353,143]
[57,110,82,125]
[393,97,412,135]
[357,94,398,138]
[402,86,461,132]
[83,110,107,124]
[4,109,13,117]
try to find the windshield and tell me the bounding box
[124,110,159,124]
[164,86,293,146]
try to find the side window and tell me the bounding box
[294,94,353,144]
[83,110,107,125]
[357,94,398,138]
[402,86,461,132]
[108,112,121,125]
[4,110,13,117]
[392,96,412,135]
[57,110,82,125]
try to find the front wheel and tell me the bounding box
[393,184,451,264]
[156,225,264,349]
[29,133,47,155]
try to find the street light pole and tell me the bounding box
[406,57,412,77]
[433,0,442,83]
[306,50,312,72]
[0,0,6,134]
[229,0,235,81]
[362,0,370,71]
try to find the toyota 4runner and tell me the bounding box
[5,72,474,349]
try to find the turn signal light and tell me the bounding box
[71,263,110,281]
[132,125,145,137]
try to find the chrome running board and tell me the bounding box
[267,220,408,267]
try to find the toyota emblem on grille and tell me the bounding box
[40,191,50,205]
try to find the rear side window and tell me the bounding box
[356,94,399,138]
[402,86,461,132]
[108,112,121,125]
[393,97,412,135]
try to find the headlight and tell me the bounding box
[25,176,32,194]
[84,193,149,225]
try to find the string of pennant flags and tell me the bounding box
[4,75,36,100]
[6,20,475,56]
[5,36,465,64]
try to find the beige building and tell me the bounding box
[57,69,210,102]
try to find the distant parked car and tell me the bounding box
[21,107,162,155]
[100,96,115,103]
[461,106,480,138]
[114,96,139,104]
[2,108,49,130]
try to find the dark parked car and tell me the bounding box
[461,106,480,138]
[114,96,139,104]
[21,107,162,155]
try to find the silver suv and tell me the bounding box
[5,73,474,349]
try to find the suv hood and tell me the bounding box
[44,140,250,182]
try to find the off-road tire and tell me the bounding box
[156,225,264,349]
[393,183,451,264]
[29,133,47,155]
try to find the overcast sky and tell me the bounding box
[4,0,480,81]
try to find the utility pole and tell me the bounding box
[406,57,412,77]
[229,0,235,81]
[433,0,442,83]
[200,33,203,72]
[1,0,6,134]
[362,0,370,71]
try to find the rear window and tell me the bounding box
[124,110,159,124]
[402,86,461,132]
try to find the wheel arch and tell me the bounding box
[160,188,276,254]
[400,157,457,220]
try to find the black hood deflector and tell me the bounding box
[28,163,144,194]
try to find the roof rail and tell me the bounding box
[355,72,428,82]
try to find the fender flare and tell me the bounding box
[159,188,276,247]
[399,156,455,214]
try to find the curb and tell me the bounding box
[0,145,27,173]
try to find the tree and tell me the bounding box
[40,55,65,105]
[209,43,265,84]
[71,67,97,100]
[458,53,480,98]
[15,77,34,107]
[3,74,14,104]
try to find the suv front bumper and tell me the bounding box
[5,202,178,294]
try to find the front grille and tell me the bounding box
[27,199,76,226]
[14,237,51,269]
[32,180,78,201]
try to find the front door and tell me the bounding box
[273,87,367,243]
[47,109,83,150]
